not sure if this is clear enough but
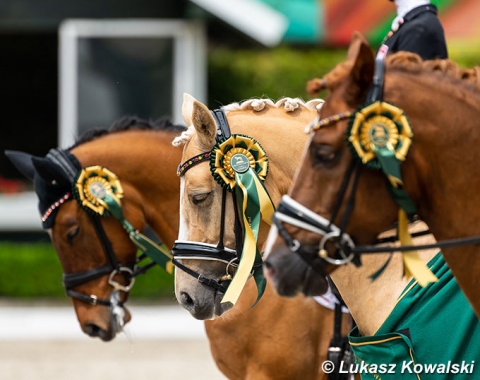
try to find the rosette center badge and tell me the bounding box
[230,152,252,173]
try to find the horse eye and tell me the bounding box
[66,226,80,244]
[312,144,337,164]
[191,192,211,205]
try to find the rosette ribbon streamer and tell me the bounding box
[74,166,173,274]
[211,135,275,305]
[348,101,437,286]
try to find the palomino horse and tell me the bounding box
[6,115,350,379]
[264,33,480,375]
[6,117,183,341]
[172,93,354,379]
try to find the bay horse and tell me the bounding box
[6,115,351,379]
[6,116,183,341]
[172,93,354,379]
[264,33,480,374]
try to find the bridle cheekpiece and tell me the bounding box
[274,50,440,287]
[42,149,173,308]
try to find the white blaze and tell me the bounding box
[177,177,189,241]
[262,224,279,260]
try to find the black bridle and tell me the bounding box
[171,109,259,294]
[46,149,167,307]
[273,156,362,276]
[62,214,136,307]
[273,48,480,278]
[326,279,355,380]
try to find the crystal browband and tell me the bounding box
[177,152,211,177]
[41,192,72,222]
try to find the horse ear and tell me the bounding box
[182,93,195,126]
[182,92,217,149]
[31,156,71,187]
[4,150,36,181]
[346,31,370,60]
[193,101,217,149]
[345,32,375,106]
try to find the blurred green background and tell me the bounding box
[0,43,477,302]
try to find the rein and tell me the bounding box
[327,279,355,380]
[45,149,172,307]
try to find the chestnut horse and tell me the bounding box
[264,33,480,375]
[172,94,354,380]
[6,115,352,379]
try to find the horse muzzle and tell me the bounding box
[172,241,239,319]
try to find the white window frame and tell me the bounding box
[58,19,206,148]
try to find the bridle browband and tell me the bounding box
[273,49,480,279]
[171,109,252,295]
[46,149,169,307]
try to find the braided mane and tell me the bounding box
[69,116,186,150]
[307,51,480,96]
[172,97,324,147]
[387,52,480,89]
[223,97,323,113]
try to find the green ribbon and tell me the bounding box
[104,196,174,274]
[220,167,273,305]
[73,166,174,274]
[208,134,272,306]
[374,146,417,215]
[369,253,394,281]
[346,102,437,285]
[369,146,437,286]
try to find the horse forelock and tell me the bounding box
[172,125,196,147]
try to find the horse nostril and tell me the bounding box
[84,323,102,337]
[180,291,195,308]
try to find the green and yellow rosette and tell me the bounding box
[210,134,274,305]
[347,101,437,286]
[74,166,124,216]
[73,166,173,274]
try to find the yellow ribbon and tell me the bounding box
[221,170,274,305]
[398,209,438,286]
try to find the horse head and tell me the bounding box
[172,93,323,320]
[264,33,407,298]
[6,117,183,341]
